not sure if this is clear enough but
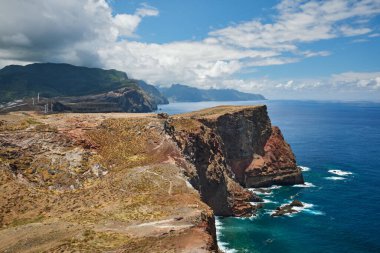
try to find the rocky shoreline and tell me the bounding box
[0,105,303,252]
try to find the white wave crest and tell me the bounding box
[262,198,278,204]
[325,176,345,181]
[328,169,353,176]
[252,199,278,205]
[218,241,238,253]
[292,182,316,188]
[215,217,238,253]
[248,189,273,196]
[299,166,311,172]
[263,185,282,190]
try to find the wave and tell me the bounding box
[292,182,316,188]
[262,198,278,204]
[218,241,238,253]
[215,217,238,253]
[299,166,311,172]
[252,198,278,204]
[263,185,283,190]
[248,189,273,196]
[325,176,345,181]
[328,169,353,176]
[294,202,325,216]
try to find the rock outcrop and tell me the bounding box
[246,126,304,187]
[271,200,304,217]
[184,105,304,188]
[168,117,259,217]
[167,105,303,217]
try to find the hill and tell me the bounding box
[0,63,167,112]
[160,84,265,102]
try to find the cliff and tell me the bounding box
[0,105,302,252]
[183,105,304,188]
[137,80,169,105]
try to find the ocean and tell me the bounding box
[158,100,380,253]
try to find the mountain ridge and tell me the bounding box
[160,83,265,102]
[0,63,167,112]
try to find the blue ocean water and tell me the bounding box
[158,100,380,253]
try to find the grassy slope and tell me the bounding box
[0,63,137,102]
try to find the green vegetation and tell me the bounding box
[0,63,167,105]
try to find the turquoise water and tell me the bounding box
[158,100,380,253]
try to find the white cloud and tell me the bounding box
[0,0,380,100]
[368,33,380,37]
[332,72,380,90]
[339,26,371,36]
[101,0,380,88]
[113,3,158,37]
[210,0,380,49]
[0,0,157,66]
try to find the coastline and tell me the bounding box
[0,105,302,252]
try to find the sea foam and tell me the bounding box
[325,176,345,181]
[328,169,353,176]
[292,182,316,188]
[215,217,238,253]
[248,189,273,196]
[299,166,311,172]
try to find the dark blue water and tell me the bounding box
[158,100,380,253]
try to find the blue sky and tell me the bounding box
[0,0,380,100]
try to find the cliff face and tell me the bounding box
[246,126,304,187]
[174,105,303,196]
[0,105,302,252]
[167,105,303,217]
[168,117,257,217]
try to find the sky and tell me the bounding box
[0,0,380,100]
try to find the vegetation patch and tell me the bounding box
[10,215,44,227]
[87,118,162,171]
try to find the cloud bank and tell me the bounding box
[0,0,380,100]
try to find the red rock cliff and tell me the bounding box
[168,105,303,216]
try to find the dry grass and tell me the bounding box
[87,118,162,171]
[10,215,45,227]
[0,113,212,252]
[180,105,263,119]
[55,229,132,252]
[170,118,203,133]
